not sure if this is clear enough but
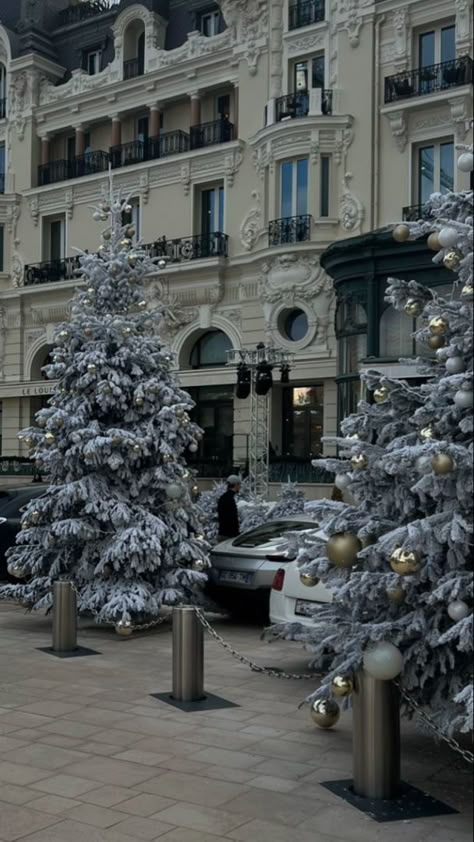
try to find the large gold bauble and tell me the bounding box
[443,249,462,271]
[311,698,340,729]
[426,334,446,350]
[44,432,55,445]
[387,584,405,604]
[300,571,319,587]
[389,547,420,575]
[351,453,368,470]
[327,533,362,568]
[115,620,133,637]
[7,562,26,579]
[392,224,410,243]
[404,298,423,317]
[192,559,208,572]
[461,285,474,300]
[429,317,448,336]
[427,232,441,251]
[332,675,353,698]
[120,238,131,249]
[431,453,455,475]
[373,386,389,404]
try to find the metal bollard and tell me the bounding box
[172,606,205,703]
[52,581,77,653]
[352,671,401,800]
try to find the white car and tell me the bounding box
[270,540,333,627]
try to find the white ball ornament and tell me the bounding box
[166,482,183,500]
[416,455,432,474]
[188,443,199,453]
[457,151,474,172]
[363,641,403,680]
[438,227,458,248]
[93,210,102,221]
[454,389,473,409]
[445,356,465,374]
[447,600,469,621]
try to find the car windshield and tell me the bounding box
[233,521,311,548]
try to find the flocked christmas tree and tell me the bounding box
[0,187,210,633]
[273,146,473,736]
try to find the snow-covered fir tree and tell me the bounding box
[1,189,210,629]
[273,151,473,736]
[271,481,305,519]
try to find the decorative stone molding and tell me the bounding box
[6,201,21,245]
[139,171,150,204]
[448,95,471,140]
[11,253,24,288]
[112,4,167,73]
[339,172,364,232]
[224,148,244,187]
[240,191,265,252]
[152,30,232,70]
[218,0,269,74]
[392,7,410,71]
[9,72,29,140]
[270,0,284,98]
[180,165,191,196]
[385,109,407,151]
[29,196,40,226]
[251,118,354,178]
[0,307,6,380]
[286,32,326,55]
[338,0,374,48]
[64,190,74,221]
[455,0,472,55]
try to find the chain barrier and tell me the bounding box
[395,681,474,767]
[194,607,321,681]
[65,582,170,633]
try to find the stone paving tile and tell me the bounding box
[250,757,315,780]
[112,749,172,766]
[151,802,248,836]
[63,804,130,829]
[77,786,142,808]
[61,757,160,787]
[18,701,84,717]
[29,774,99,798]
[0,735,29,752]
[223,788,328,827]
[114,793,176,817]
[2,744,90,771]
[14,819,151,842]
[107,816,175,840]
[0,762,51,786]
[0,785,39,806]
[0,802,60,842]
[187,747,264,770]
[78,742,123,757]
[136,770,249,807]
[27,794,82,815]
[228,817,341,842]
[158,830,231,842]
[198,765,259,784]
[39,719,102,739]
[247,774,299,793]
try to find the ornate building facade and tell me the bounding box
[0,0,472,491]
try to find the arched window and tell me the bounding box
[190,331,232,368]
[30,346,54,381]
[0,63,6,119]
[123,20,145,78]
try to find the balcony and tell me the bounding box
[269,215,312,247]
[144,232,229,262]
[402,204,434,222]
[24,256,81,286]
[110,131,189,169]
[123,57,144,80]
[0,98,6,119]
[190,119,234,150]
[38,151,110,186]
[57,0,113,26]
[384,56,473,103]
[275,89,333,121]
[289,0,325,30]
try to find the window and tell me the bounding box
[67,136,76,163]
[233,520,313,548]
[0,143,4,193]
[42,217,65,262]
[201,185,225,235]
[416,140,454,203]
[418,25,455,67]
[280,309,309,342]
[216,94,230,119]
[0,225,4,270]
[190,331,232,368]
[188,385,234,464]
[83,132,92,157]
[282,386,324,459]
[200,9,222,36]
[137,117,149,144]
[86,50,102,76]
[122,199,140,240]
[320,156,330,217]
[0,64,6,119]
[281,159,308,218]
[294,55,325,92]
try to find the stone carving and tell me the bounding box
[154,30,231,69]
[139,171,150,204]
[65,190,74,221]
[218,0,269,74]
[252,143,274,179]
[0,307,6,379]
[385,109,407,151]
[6,202,21,245]
[9,72,28,140]
[270,0,284,98]
[455,0,472,55]
[448,96,471,140]
[393,7,410,69]
[287,33,326,54]
[338,0,374,47]
[180,164,191,196]
[11,253,25,288]
[29,196,40,225]
[240,191,264,251]
[259,253,331,305]
[339,173,364,232]
[219,308,242,330]
[39,67,113,105]
[224,149,244,187]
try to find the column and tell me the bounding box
[75,125,85,157]
[40,135,50,166]
[111,115,122,147]
[190,92,201,127]
[149,104,162,138]
[233,84,239,136]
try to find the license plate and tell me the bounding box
[219,570,253,585]
[295,599,317,617]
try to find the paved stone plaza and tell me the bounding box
[0,603,472,842]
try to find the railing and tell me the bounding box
[0,457,38,477]
[275,89,333,121]
[289,0,325,29]
[269,458,333,484]
[110,131,190,169]
[384,56,473,103]
[190,119,234,150]
[0,98,6,119]
[402,204,434,221]
[268,215,312,246]
[144,232,229,263]
[38,151,109,185]
[0,174,4,194]
[24,256,81,286]
[188,460,235,479]
[57,0,113,26]
[123,57,144,80]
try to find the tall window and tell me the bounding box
[417,140,454,203]
[216,94,230,119]
[320,156,330,217]
[86,49,102,75]
[122,199,140,240]
[67,136,76,162]
[137,117,149,143]
[281,159,308,218]
[49,220,64,262]
[190,331,232,368]
[200,9,222,36]
[0,143,5,193]
[0,225,4,271]
[0,64,6,119]
[418,25,455,67]
[282,386,324,459]
[188,385,234,466]
[201,186,225,235]
[294,56,325,91]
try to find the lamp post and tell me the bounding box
[227,344,292,499]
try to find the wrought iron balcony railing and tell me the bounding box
[269,215,312,246]
[38,151,110,186]
[24,256,81,286]
[0,98,6,119]
[289,0,325,30]
[123,57,144,80]
[190,119,234,150]
[275,89,333,121]
[384,56,473,103]
[110,131,190,169]
[269,458,333,484]
[402,204,434,222]
[0,174,4,194]
[57,0,113,27]
[144,232,229,263]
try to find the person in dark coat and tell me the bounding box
[217,475,241,541]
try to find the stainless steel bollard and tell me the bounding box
[52,581,77,653]
[352,671,401,800]
[172,606,205,702]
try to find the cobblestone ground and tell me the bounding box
[0,603,472,842]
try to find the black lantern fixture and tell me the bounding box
[236,362,251,399]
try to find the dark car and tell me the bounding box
[0,486,47,581]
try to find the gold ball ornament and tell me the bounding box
[426,334,446,350]
[115,620,133,637]
[461,285,474,300]
[31,511,41,523]
[351,453,369,470]
[431,453,455,475]
[300,571,319,587]
[429,317,448,336]
[191,484,200,496]
[192,559,208,572]
[137,300,147,309]
[44,432,55,445]
[120,238,131,249]
[126,226,136,238]
[21,520,31,530]
[389,547,420,575]
[58,330,70,340]
[24,437,34,449]
[427,232,441,251]
[162,453,174,463]
[443,249,462,271]
[332,675,353,698]
[404,298,423,317]
[127,253,137,267]
[387,584,405,604]
[102,230,112,241]
[311,698,340,729]
[122,327,132,336]
[327,532,362,568]
[87,364,97,374]
[134,397,144,407]
[84,327,94,337]
[392,224,410,243]
[7,562,26,579]
[373,386,390,404]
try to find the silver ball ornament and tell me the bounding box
[454,389,473,409]
[363,641,403,680]
[192,559,208,572]
[166,482,183,500]
[7,562,27,579]
[438,227,458,248]
[335,473,351,490]
[445,356,465,374]
[416,455,433,474]
[457,151,474,172]
[311,698,340,729]
[392,224,410,243]
[447,600,469,621]
[115,619,133,637]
